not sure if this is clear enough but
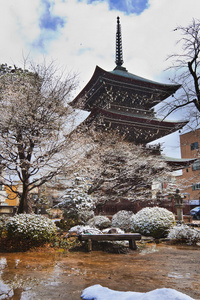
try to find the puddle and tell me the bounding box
[0,244,200,299]
[139,244,159,255]
[168,272,191,279]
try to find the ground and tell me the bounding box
[0,242,200,299]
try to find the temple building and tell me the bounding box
[70,17,187,145]
[69,17,194,215]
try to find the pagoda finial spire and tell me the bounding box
[114,16,127,71]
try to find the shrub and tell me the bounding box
[58,177,96,226]
[130,207,175,239]
[68,225,102,236]
[5,214,57,244]
[168,224,200,244]
[78,210,95,225]
[112,210,133,231]
[87,216,111,229]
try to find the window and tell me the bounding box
[192,183,200,190]
[192,159,200,171]
[191,142,199,150]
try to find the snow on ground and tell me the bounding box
[81,284,195,300]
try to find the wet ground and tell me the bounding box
[0,243,200,300]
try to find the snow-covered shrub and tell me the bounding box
[130,207,175,239]
[168,224,200,244]
[78,210,94,225]
[58,177,96,225]
[112,210,133,231]
[87,216,111,229]
[5,214,57,243]
[68,225,102,236]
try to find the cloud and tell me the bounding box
[2,0,199,79]
[0,0,200,155]
[32,0,66,52]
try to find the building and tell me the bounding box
[69,17,190,214]
[179,128,200,211]
[0,183,19,215]
[0,181,44,216]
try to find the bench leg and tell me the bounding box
[88,239,92,252]
[129,239,137,250]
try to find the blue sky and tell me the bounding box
[79,0,149,15]
[1,0,200,157]
[39,0,66,30]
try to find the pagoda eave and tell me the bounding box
[69,66,181,111]
[84,107,187,144]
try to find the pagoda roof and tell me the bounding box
[69,66,181,111]
[83,107,187,144]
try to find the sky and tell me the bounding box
[1,0,200,157]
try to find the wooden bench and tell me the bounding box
[78,233,141,251]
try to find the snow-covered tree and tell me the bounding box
[0,62,81,213]
[71,130,171,206]
[57,177,96,225]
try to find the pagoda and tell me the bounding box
[70,17,187,144]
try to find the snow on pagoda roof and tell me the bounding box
[110,68,180,88]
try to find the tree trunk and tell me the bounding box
[17,189,27,213]
[26,195,33,214]
[17,181,32,214]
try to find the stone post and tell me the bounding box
[174,189,184,223]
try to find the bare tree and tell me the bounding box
[160,19,200,128]
[0,62,81,213]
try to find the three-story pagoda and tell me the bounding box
[70,17,187,144]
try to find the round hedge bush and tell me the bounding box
[112,210,133,231]
[5,214,57,244]
[87,216,111,229]
[130,207,175,239]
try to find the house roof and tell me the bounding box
[162,156,197,170]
